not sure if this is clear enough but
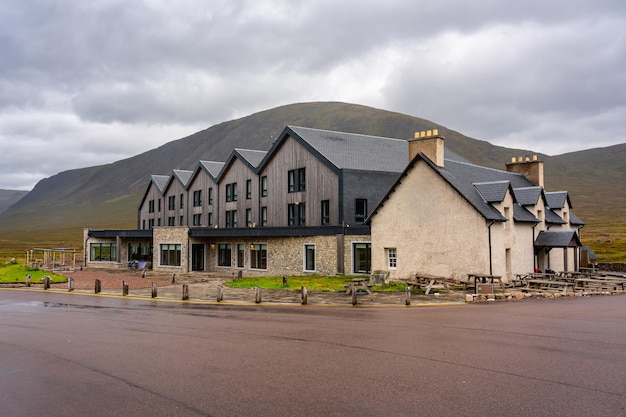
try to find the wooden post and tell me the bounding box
[405,284,411,306]
[26,274,31,287]
[351,284,357,305]
[301,286,308,305]
[151,282,157,298]
[94,279,101,293]
[142,269,147,278]
[182,284,189,300]
[282,275,288,287]
[171,273,176,284]
[68,277,74,292]
[43,276,50,290]
[255,286,262,304]
[217,285,223,302]
[122,281,129,296]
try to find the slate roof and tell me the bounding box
[474,181,510,203]
[198,161,225,181]
[545,191,569,209]
[151,175,170,193]
[173,169,193,187]
[545,209,566,225]
[534,230,582,248]
[569,212,585,226]
[513,204,540,223]
[234,148,268,169]
[513,186,543,206]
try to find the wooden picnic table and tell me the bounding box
[575,277,626,293]
[523,279,574,294]
[468,274,504,294]
[345,278,372,295]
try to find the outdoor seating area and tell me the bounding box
[517,269,626,295]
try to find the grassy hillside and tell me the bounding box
[0,190,29,213]
[0,102,623,261]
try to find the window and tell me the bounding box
[167,216,175,226]
[226,183,238,202]
[208,188,213,205]
[304,244,316,272]
[226,210,238,228]
[246,208,252,227]
[168,196,175,210]
[288,203,306,226]
[261,176,268,197]
[321,200,330,225]
[387,248,397,269]
[179,216,183,226]
[193,190,202,206]
[237,243,245,268]
[180,194,184,209]
[353,242,371,274]
[160,244,181,266]
[250,244,267,269]
[90,243,116,261]
[148,200,155,213]
[193,213,202,226]
[261,206,267,226]
[142,219,146,229]
[148,219,155,229]
[158,199,161,212]
[157,218,161,226]
[128,242,152,261]
[355,199,368,223]
[207,212,213,227]
[218,244,231,267]
[246,179,252,199]
[288,168,306,192]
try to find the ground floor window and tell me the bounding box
[128,242,152,261]
[218,243,232,267]
[250,243,267,270]
[90,243,117,262]
[304,244,316,272]
[237,243,245,268]
[353,242,371,274]
[386,247,397,269]
[160,244,181,266]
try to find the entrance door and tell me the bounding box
[191,244,205,271]
[353,242,371,274]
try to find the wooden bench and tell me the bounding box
[574,278,625,294]
[523,279,574,294]
[345,278,372,295]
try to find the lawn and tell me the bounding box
[0,261,67,284]
[225,274,408,292]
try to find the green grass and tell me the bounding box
[225,274,410,292]
[0,261,67,284]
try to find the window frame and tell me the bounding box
[250,243,267,270]
[217,243,232,267]
[304,244,316,272]
[160,243,181,266]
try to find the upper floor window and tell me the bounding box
[193,190,202,206]
[246,179,252,199]
[167,216,175,226]
[193,213,202,226]
[246,208,253,227]
[261,176,268,197]
[226,183,238,202]
[207,212,213,227]
[288,168,306,193]
[157,199,161,212]
[321,200,330,225]
[261,206,268,226]
[208,187,213,205]
[355,199,367,223]
[288,203,306,226]
[226,210,238,228]
[180,194,184,209]
[148,200,155,213]
[168,195,176,210]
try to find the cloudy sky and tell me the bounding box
[1,0,625,190]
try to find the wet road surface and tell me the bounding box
[1,290,625,416]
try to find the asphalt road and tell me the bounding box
[1,290,625,417]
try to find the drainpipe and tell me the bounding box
[488,221,495,275]
[532,223,538,271]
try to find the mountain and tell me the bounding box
[0,190,29,214]
[0,102,624,260]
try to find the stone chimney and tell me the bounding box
[408,129,445,167]
[505,155,544,187]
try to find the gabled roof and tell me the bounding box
[474,181,510,203]
[534,230,582,248]
[513,186,543,206]
[545,209,566,225]
[218,148,268,182]
[258,125,410,174]
[197,161,225,182]
[151,175,170,193]
[513,204,540,223]
[173,169,193,187]
[569,211,585,226]
[545,191,572,209]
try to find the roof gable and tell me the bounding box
[474,181,510,203]
[513,204,540,223]
[545,191,571,209]
[513,186,543,206]
[534,230,582,248]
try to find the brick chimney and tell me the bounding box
[408,129,445,167]
[505,155,544,187]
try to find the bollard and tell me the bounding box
[43,276,51,290]
[171,273,176,284]
[182,284,189,300]
[151,282,157,298]
[301,286,308,305]
[122,281,129,296]
[255,286,262,304]
[237,270,242,279]
[142,269,146,278]
[405,284,411,306]
[68,277,74,292]
[351,284,357,305]
[26,274,31,287]
[94,279,101,293]
[282,275,288,287]
[217,285,223,302]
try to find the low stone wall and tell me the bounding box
[597,262,626,272]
